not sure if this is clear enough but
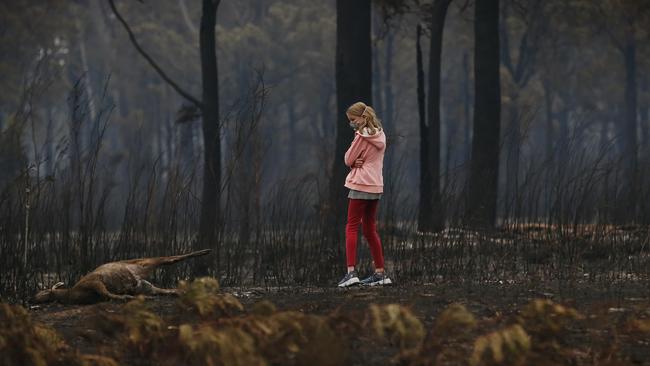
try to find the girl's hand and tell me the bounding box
[353,159,364,168]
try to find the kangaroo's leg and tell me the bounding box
[135,280,179,296]
[89,281,136,302]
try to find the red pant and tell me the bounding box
[345,198,385,268]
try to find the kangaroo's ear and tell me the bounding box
[52,282,65,290]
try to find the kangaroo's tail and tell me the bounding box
[125,249,212,268]
[160,249,212,265]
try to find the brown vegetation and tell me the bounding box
[9,279,649,365]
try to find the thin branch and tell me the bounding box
[178,0,198,35]
[107,0,203,108]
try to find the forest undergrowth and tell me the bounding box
[3,277,650,365]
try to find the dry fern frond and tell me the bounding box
[434,303,477,337]
[176,277,243,319]
[94,296,166,356]
[470,324,531,366]
[216,310,346,366]
[250,300,277,316]
[1,302,117,366]
[517,299,583,336]
[78,354,120,366]
[177,324,266,366]
[628,318,650,333]
[369,303,425,350]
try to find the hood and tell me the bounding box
[357,128,386,150]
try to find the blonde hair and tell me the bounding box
[347,102,383,135]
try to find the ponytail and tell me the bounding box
[347,102,383,135]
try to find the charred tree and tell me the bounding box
[418,0,451,233]
[384,30,395,135]
[329,0,372,234]
[618,31,638,222]
[416,24,427,231]
[197,0,221,275]
[108,0,222,275]
[466,0,501,228]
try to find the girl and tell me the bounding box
[337,102,392,287]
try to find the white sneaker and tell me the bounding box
[337,271,360,287]
[360,272,393,286]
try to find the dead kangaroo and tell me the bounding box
[31,249,211,304]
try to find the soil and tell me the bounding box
[29,281,650,365]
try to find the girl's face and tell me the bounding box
[346,113,365,129]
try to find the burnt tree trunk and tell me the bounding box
[329,0,372,236]
[196,0,221,275]
[619,33,638,223]
[286,93,298,169]
[416,24,428,232]
[462,52,472,164]
[640,76,648,160]
[542,77,554,215]
[466,0,501,228]
[542,78,554,165]
[419,0,451,233]
[384,30,395,135]
[640,76,648,223]
[372,13,384,121]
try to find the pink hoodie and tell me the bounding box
[344,127,386,194]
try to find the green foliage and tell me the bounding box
[369,303,425,350]
[176,277,244,319]
[470,324,531,366]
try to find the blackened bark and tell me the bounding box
[419,0,451,233]
[196,0,221,275]
[372,15,384,121]
[45,107,55,177]
[504,105,520,219]
[416,24,428,232]
[384,30,395,135]
[462,52,471,163]
[466,0,501,228]
[542,78,554,164]
[286,94,297,169]
[620,33,638,222]
[641,76,649,159]
[179,123,195,168]
[329,0,372,234]
[640,77,648,223]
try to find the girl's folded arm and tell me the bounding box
[344,135,365,167]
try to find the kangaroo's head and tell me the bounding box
[31,282,65,303]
